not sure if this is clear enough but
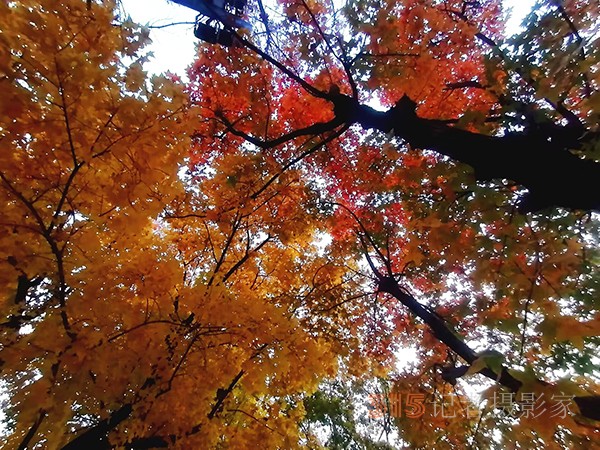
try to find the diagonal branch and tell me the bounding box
[446,5,587,131]
[377,274,600,421]
[237,35,329,100]
[207,369,245,419]
[332,202,393,277]
[216,110,343,149]
[550,0,593,97]
[250,124,350,200]
[378,276,478,366]
[61,404,133,450]
[297,0,358,98]
[222,233,272,282]
[18,409,47,450]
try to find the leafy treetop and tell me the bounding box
[1,0,600,449]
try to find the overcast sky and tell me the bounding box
[120,0,537,76]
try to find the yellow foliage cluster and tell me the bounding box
[0,2,373,448]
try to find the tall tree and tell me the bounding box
[1,0,599,449]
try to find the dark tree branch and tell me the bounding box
[207,212,242,287]
[218,81,598,211]
[330,93,600,212]
[207,369,245,419]
[216,110,343,149]
[249,124,350,200]
[377,274,600,421]
[550,0,593,97]
[237,35,329,100]
[377,276,478,366]
[222,233,272,282]
[350,52,420,65]
[444,80,488,90]
[446,6,587,131]
[256,0,274,50]
[147,21,194,29]
[126,436,170,449]
[18,409,47,450]
[61,404,133,450]
[224,11,600,211]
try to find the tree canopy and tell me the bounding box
[1,0,600,448]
